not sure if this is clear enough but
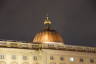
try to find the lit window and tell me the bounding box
[90,59,94,63]
[50,56,54,60]
[69,57,74,62]
[23,56,27,60]
[12,55,16,60]
[0,55,5,59]
[60,57,64,61]
[79,58,84,62]
[33,56,37,60]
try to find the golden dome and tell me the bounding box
[32,16,64,43]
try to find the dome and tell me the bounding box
[33,29,64,43]
[32,16,64,43]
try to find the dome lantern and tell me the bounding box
[43,16,52,30]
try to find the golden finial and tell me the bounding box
[44,15,52,25]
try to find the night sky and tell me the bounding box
[0,0,96,47]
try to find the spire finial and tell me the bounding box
[44,14,52,25]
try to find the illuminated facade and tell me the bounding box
[0,16,96,64]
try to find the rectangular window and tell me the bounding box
[60,57,64,61]
[12,55,16,60]
[33,56,37,60]
[90,59,94,63]
[69,57,74,62]
[50,56,54,60]
[23,56,27,60]
[0,54,5,59]
[80,58,84,62]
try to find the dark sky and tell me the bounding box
[0,0,96,47]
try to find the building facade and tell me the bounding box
[0,16,96,64]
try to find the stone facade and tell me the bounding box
[0,41,95,64]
